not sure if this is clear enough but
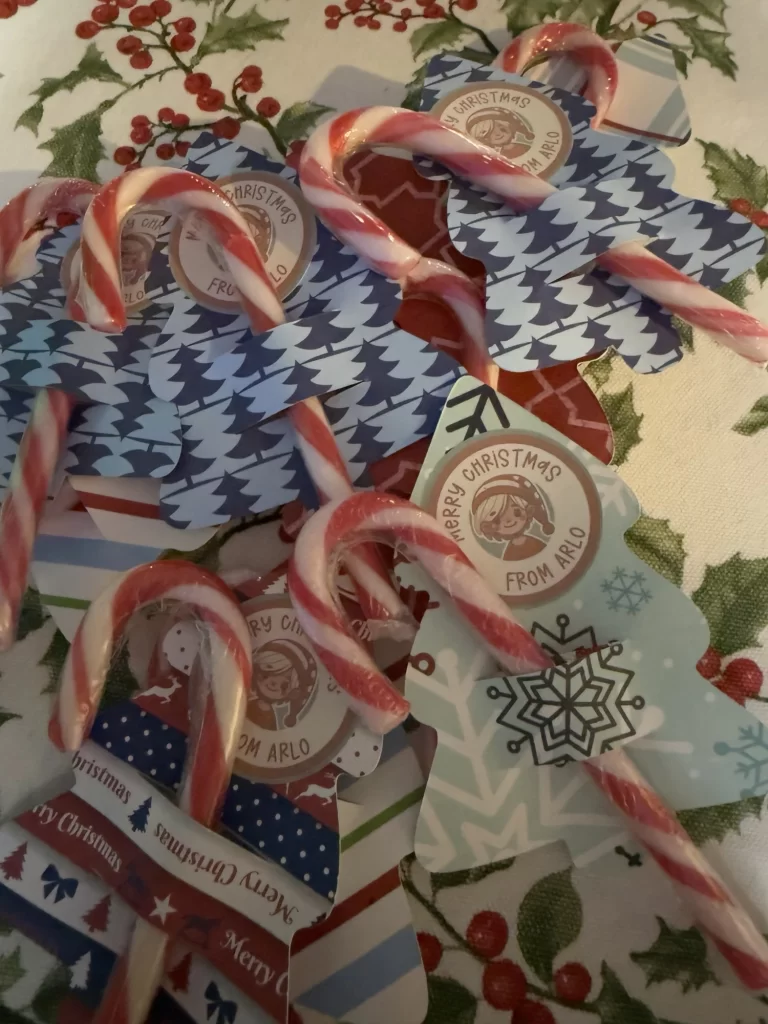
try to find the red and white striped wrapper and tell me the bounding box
[496,21,618,128]
[288,491,551,733]
[289,490,768,989]
[0,176,98,287]
[49,559,252,1024]
[300,107,768,365]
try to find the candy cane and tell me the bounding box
[76,167,411,638]
[49,559,252,1024]
[288,491,768,988]
[300,109,768,365]
[496,22,618,128]
[0,179,99,650]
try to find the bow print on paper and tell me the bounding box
[205,981,238,1024]
[41,863,79,903]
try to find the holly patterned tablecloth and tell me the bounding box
[2,1,768,1022]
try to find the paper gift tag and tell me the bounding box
[400,377,768,871]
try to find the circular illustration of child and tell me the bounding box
[471,474,555,561]
[120,231,155,288]
[250,637,318,731]
[465,106,536,160]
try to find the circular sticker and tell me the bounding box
[169,171,316,311]
[236,595,355,782]
[424,432,601,605]
[60,208,167,314]
[430,83,572,179]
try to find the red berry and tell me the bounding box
[368,16,381,28]
[454,0,477,7]
[117,0,137,6]
[241,64,262,78]
[416,932,442,973]
[75,19,100,37]
[324,3,341,13]
[751,209,768,228]
[130,49,152,68]
[130,124,152,144]
[716,658,764,705]
[345,0,362,9]
[114,145,137,165]
[637,9,657,25]
[416,0,430,6]
[0,0,18,14]
[174,15,195,31]
[256,96,281,118]
[171,31,195,50]
[482,960,527,1011]
[401,5,412,14]
[175,140,190,157]
[56,211,80,228]
[128,5,155,27]
[158,106,175,122]
[423,2,445,16]
[93,4,119,23]
[150,0,171,14]
[554,962,592,1003]
[729,197,753,216]
[353,14,366,24]
[325,17,340,27]
[196,88,226,112]
[466,911,508,959]
[212,116,241,139]
[696,645,722,680]
[515,999,556,1024]
[377,0,392,10]
[131,113,150,127]
[117,34,143,53]
[393,19,406,29]
[171,112,189,128]
[156,142,175,160]
[184,72,211,94]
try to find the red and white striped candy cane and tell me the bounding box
[301,109,768,365]
[288,490,768,988]
[49,559,252,1024]
[288,491,551,733]
[0,179,98,649]
[0,177,98,287]
[77,168,411,638]
[496,22,618,128]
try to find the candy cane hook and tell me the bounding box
[288,491,768,989]
[49,560,252,1023]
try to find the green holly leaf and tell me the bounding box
[673,315,694,351]
[601,383,643,467]
[593,963,660,1023]
[678,795,764,846]
[658,0,726,24]
[693,554,768,656]
[196,7,289,59]
[15,44,123,137]
[718,271,750,309]
[432,855,515,893]
[40,628,70,695]
[625,515,687,588]
[699,141,768,208]
[733,396,768,437]
[674,18,736,78]
[517,868,582,983]
[16,587,50,643]
[581,350,615,390]
[403,62,429,111]
[631,917,720,993]
[40,103,110,181]
[500,0,560,35]
[410,19,472,59]
[672,47,691,78]
[275,101,334,146]
[755,252,768,285]
[31,964,72,1024]
[424,976,476,1024]
[0,947,25,994]
[0,709,20,729]
[557,0,618,26]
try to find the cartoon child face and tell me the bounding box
[253,650,298,703]
[494,496,530,538]
[469,117,515,150]
[120,235,150,286]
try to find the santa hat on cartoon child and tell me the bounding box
[471,474,555,536]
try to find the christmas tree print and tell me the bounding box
[82,895,111,934]
[168,952,191,993]
[0,842,26,881]
[70,951,91,991]
[128,797,152,833]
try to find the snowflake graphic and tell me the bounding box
[487,642,644,766]
[715,725,768,797]
[601,567,652,615]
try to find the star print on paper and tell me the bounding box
[601,567,652,615]
[487,643,644,765]
[150,893,176,925]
